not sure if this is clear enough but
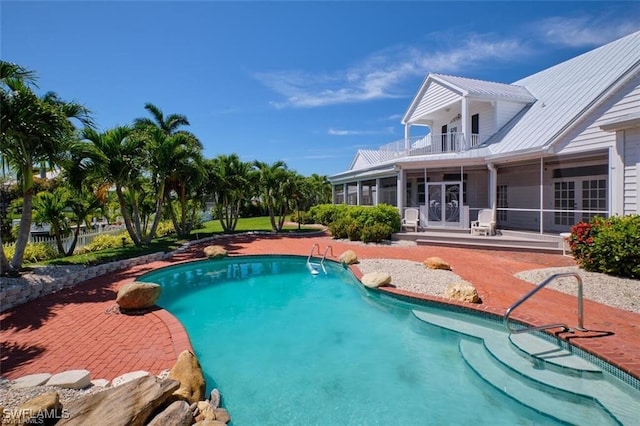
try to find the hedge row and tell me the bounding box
[308,204,401,243]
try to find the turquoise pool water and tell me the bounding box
[142,255,563,425]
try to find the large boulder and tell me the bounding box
[147,400,193,426]
[423,257,451,271]
[444,283,481,304]
[8,391,61,425]
[168,350,206,405]
[338,250,359,265]
[203,245,228,259]
[58,375,179,426]
[361,272,392,288]
[116,282,161,310]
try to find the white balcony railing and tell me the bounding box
[377,133,483,160]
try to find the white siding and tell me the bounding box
[624,128,640,214]
[558,75,640,155]
[495,101,529,131]
[471,102,496,144]
[351,153,371,170]
[412,81,459,119]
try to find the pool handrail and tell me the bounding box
[504,272,586,335]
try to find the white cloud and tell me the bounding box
[534,16,639,48]
[254,15,639,109]
[255,34,526,109]
[328,127,395,136]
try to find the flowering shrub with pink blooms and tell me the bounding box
[568,215,640,278]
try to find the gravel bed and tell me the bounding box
[515,266,639,314]
[358,258,470,298]
[1,265,87,291]
[0,379,108,413]
[359,258,639,314]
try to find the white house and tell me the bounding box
[329,31,640,234]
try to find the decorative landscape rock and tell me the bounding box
[12,391,61,425]
[13,373,52,389]
[424,257,451,271]
[195,401,216,422]
[361,272,392,288]
[444,283,481,304]
[116,282,161,310]
[203,245,228,259]
[213,408,231,423]
[209,388,221,409]
[168,350,206,404]
[147,400,193,426]
[338,250,359,265]
[193,420,227,426]
[58,375,179,426]
[111,370,150,387]
[91,379,110,388]
[46,369,91,389]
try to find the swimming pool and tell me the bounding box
[140,255,638,425]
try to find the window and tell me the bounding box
[554,181,575,226]
[471,114,479,147]
[417,178,426,204]
[581,179,606,221]
[441,125,447,152]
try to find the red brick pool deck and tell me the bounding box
[1,233,639,383]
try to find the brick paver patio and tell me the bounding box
[1,233,638,383]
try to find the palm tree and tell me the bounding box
[82,126,146,246]
[166,147,206,238]
[253,160,293,232]
[0,64,92,273]
[134,103,200,243]
[208,154,256,233]
[32,188,71,255]
[306,173,332,206]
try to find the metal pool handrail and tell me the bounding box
[504,272,586,335]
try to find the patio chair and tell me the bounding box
[470,209,496,236]
[402,208,420,232]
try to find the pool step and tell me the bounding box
[412,310,640,425]
[459,339,617,426]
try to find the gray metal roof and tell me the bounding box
[431,74,536,103]
[484,30,640,156]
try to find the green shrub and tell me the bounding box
[323,204,401,242]
[361,223,394,243]
[309,204,349,225]
[289,210,314,224]
[155,220,175,237]
[328,217,350,239]
[3,243,57,264]
[346,222,362,241]
[79,232,133,253]
[569,215,640,278]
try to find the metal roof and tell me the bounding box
[430,74,537,103]
[484,31,640,156]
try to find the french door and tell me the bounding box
[427,183,461,226]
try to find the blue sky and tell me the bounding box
[2,1,639,177]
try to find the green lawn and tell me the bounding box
[39,217,317,267]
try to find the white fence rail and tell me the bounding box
[4,225,125,254]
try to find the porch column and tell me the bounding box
[487,163,497,222]
[461,97,469,150]
[396,167,404,212]
[331,185,336,204]
[375,178,381,205]
[343,183,347,205]
[404,124,411,150]
[356,180,362,205]
[609,137,624,215]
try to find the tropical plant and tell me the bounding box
[0,62,92,273]
[32,188,71,255]
[208,154,256,233]
[253,160,295,232]
[82,126,146,246]
[133,103,200,242]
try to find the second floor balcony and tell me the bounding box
[377,133,485,161]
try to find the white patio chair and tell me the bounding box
[470,209,496,236]
[402,208,420,232]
